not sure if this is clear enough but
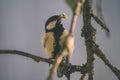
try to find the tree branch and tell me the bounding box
[69,0,85,34]
[81,0,95,80]
[0,50,88,75]
[79,73,86,80]
[90,10,110,32]
[81,0,120,80]
[91,42,120,79]
[0,50,53,63]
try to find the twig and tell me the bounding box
[90,10,110,32]
[91,42,120,79]
[0,50,53,63]
[68,0,85,79]
[69,0,85,34]
[79,73,86,80]
[0,50,88,78]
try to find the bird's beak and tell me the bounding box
[59,13,68,19]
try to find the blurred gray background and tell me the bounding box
[0,0,120,80]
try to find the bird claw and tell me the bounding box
[48,58,55,66]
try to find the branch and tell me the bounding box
[0,50,53,63]
[82,0,95,80]
[79,73,86,80]
[91,43,120,79]
[90,10,110,32]
[81,0,120,80]
[0,50,87,78]
[69,0,85,34]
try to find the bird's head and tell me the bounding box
[45,13,68,32]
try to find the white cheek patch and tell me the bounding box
[46,20,57,30]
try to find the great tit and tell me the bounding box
[43,13,68,78]
[43,13,68,59]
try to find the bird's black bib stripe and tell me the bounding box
[52,24,64,58]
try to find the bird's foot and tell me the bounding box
[48,58,55,66]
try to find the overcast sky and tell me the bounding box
[0,0,120,80]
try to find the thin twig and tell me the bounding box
[91,43,120,79]
[67,0,85,79]
[80,73,86,80]
[90,10,110,32]
[0,50,53,63]
[0,50,87,74]
[69,0,85,34]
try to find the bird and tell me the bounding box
[43,13,68,77]
[43,13,68,60]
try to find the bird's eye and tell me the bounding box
[46,20,57,30]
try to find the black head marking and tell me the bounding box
[45,15,62,32]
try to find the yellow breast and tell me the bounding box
[43,30,68,58]
[59,30,68,47]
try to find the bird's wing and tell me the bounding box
[43,32,55,58]
[43,32,55,47]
